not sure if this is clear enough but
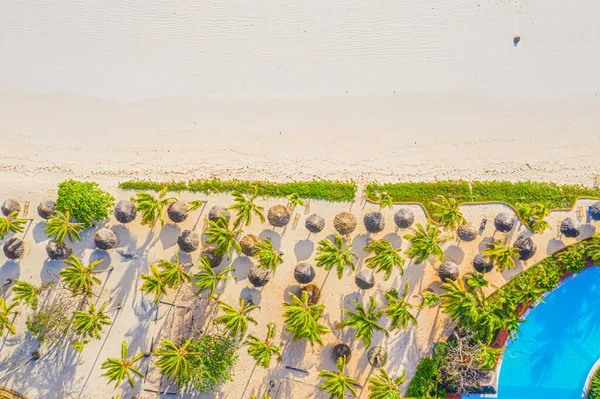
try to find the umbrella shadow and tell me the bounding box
[231,256,253,281]
[546,238,566,255]
[259,230,281,250]
[31,221,48,244]
[294,240,314,261]
[159,223,181,250]
[444,245,465,264]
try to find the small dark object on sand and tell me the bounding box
[513,36,520,46]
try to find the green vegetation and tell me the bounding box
[589,371,600,399]
[214,298,259,340]
[204,217,242,260]
[364,238,405,280]
[130,187,176,228]
[101,340,144,388]
[44,211,83,244]
[406,356,444,398]
[318,356,358,399]
[140,264,167,304]
[11,280,52,310]
[283,290,331,346]
[193,258,236,298]
[429,195,466,230]
[59,254,104,298]
[381,283,418,333]
[56,180,115,227]
[315,234,358,280]
[72,301,112,340]
[0,297,17,336]
[367,368,406,399]
[482,237,520,272]
[119,179,357,202]
[244,323,282,369]
[254,238,284,271]
[403,223,451,264]
[367,180,600,230]
[156,253,193,289]
[155,336,239,392]
[338,296,387,348]
[0,211,27,239]
[227,187,265,229]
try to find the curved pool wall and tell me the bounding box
[465,266,600,399]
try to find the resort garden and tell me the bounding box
[0,179,599,398]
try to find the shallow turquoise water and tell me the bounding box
[467,266,600,398]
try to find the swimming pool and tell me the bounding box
[468,266,600,398]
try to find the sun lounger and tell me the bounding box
[22,201,30,217]
[577,207,584,220]
[292,213,300,230]
[305,199,311,214]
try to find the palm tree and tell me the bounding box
[130,187,177,228]
[11,280,50,310]
[466,272,489,289]
[154,338,194,381]
[439,279,477,322]
[0,297,17,336]
[318,356,358,399]
[419,290,440,308]
[244,323,282,368]
[205,217,242,260]
[157,252,193,289]
[44,210,83,244]
[0,211,27,239]
[376,191,394,210]
[254,238,283,271]
[101,340,145,388]
[214,298,260,340]
[287,192,305,211]
[403,223,451,264]
[193,257,236,298]
[381,282,418,333]
[59,254,104,297]
[338,296,387,347]
[140,264,167,304]
[530,203,551,234]
[364,239,405,280]
[429,195,466,231]
[72,301,112,339]
[512,272,545,306]
[367,368,406,399]
[186,199,204,213]
[315,234,357,280]
[283,291,331,346]
[227,187,265,229]
[483,238,520,272]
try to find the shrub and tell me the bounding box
[180,335,239,392]
[55,180,115,227]
[407,356,444,398]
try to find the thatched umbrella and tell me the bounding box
[94,228,117,250]
[305,214,325,233]
[248,265,272,287]
[355,269,375,290]
[2,199,20,216]
[294,262,316,284]
[394,208,415,229]
[114,200,136,224]
[513,235,537,261]
[494,213,515,233]
[302,284,321,305]
[208,206,231,223]
[239,234,260,256]
[37,200,56,219]
[201,246,223,268]
[438,261,459,282]
[473,252,494,273]
[332,343,351,361]
[167,201,188,223]
[334,212,357,236]
[46,241,71,260]
[3,237,24,260]
[267,204,291,227]
[177,230,199,253]
[457,224,477,242]
[367,346,388,367]
[364,212,385,233]
[560,217,580,238]
[590,201,600,221]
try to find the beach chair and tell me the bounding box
[292,213,300,230]
[22,201,30,217]
[305,199,311,214]
[577,206,584,220]
[479,217,487,235]
[594,174,600,188]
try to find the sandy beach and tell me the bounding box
[1,0,600,398]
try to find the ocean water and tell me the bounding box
[469,267,600,398]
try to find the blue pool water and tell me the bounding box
[466,266,600,399]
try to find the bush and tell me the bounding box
[55,180,115,227]
[589,373,600,399]
[178,334,239,392]
[119,179,357,202]
[407,356,445,398]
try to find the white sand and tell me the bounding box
[1,0,600,397]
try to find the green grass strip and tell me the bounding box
[366,180,600,220]
[119,179,357,202]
